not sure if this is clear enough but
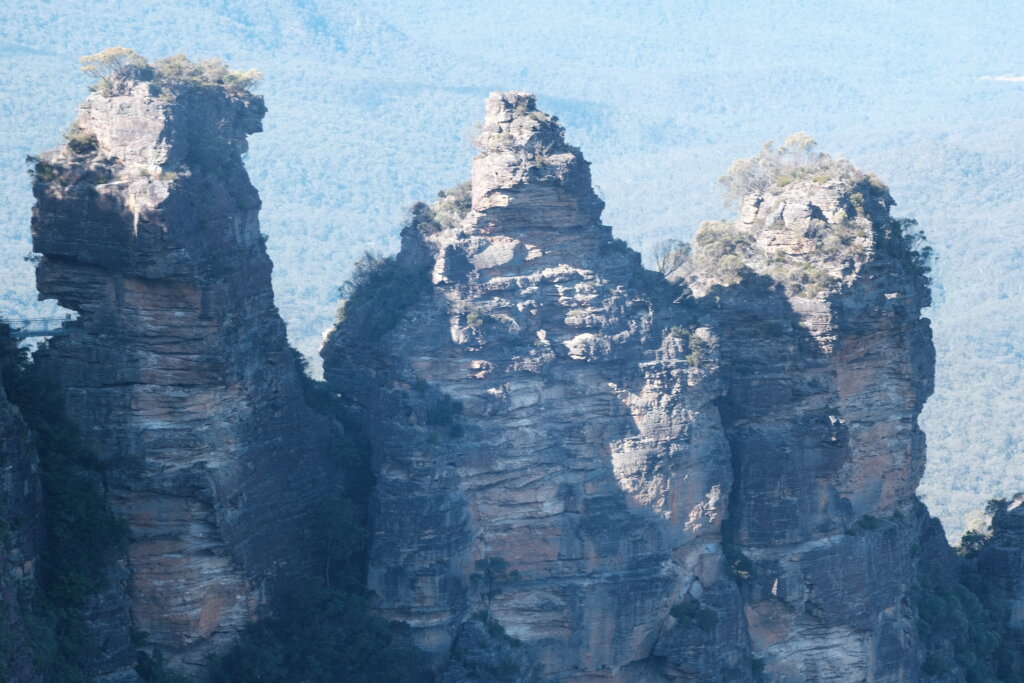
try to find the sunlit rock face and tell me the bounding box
[30,74,338,676]
[323,92,746,680]
[326,98,937,681]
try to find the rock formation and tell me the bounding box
[323,91,743,679]
[0,341,44,683]
[11,64,1020,681]
[323,96,937,681]
[28,67,339,675]
[680,140,934,679]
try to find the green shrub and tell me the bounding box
[670,600,718,632]
[79,48,262,95]
[64,128,98,155]
[335,245,430,340]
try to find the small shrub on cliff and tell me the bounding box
[79,46,146,93]
[79,48,262,95]
[651,238,690,277]
[63,127,98,155]
[207,583,430,683]
[335,241,431,341]
[470,557,520,626]
[25,155,57,182]
[433,181,472,229]
[152,54,262,92]
[670,600,719,633]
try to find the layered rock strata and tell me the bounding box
[323,92,745,680]
[679,147,934,679]
[324,98,937,681]
[30,72,338,674]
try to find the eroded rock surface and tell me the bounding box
[30,73,338,675]
[325,99,938,681]
[323,92,745,680]
[680,147,934,680]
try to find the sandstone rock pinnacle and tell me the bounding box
[30,67,338,676]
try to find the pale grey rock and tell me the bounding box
[323,92,741,680]
[30,75,339,676]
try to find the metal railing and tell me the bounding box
[0,316,76,338]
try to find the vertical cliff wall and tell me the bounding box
[679,143,934,680]
[324,98,938,681]
[322,92,747,680]
[0,343,44,683]
[29,70,339,674]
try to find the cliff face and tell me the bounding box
[30,73,339,674]
[323,92,745,679]
[324,98,936,680]
[0,366,44,683]
[679,147,934,679]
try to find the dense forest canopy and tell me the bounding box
[1,0,1023,538]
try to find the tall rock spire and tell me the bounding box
[30,63,338,675]
[470,91,604,229]
[323,92,742,679]
[681,139,934,678]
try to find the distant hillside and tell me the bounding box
[1,0,1022,538]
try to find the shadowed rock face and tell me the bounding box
[975,495,1024,673]
[0,373,44,683]
[30,76,338,675]
[682,163,933,679]
[324,95,937,681]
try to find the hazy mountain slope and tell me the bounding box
[1,0,1023,537]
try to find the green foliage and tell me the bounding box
[206,583,429,683]
[152,54,262,92]
[466,310,484,328]
[432,181,472,230]
[63,127,98,155]
[718,133,860,202]
[670,600,718,632]
[79,47,146,93]
[857,514,880,531]
[685,220,755,286]
[205,368,429,682]
[79,48,261,95]
[956,529,990,559]
[652,238,690,277]
[449,615,538,682]
[913,554,1009,681]
[25,156,57,182]
[0,325,127,679]
[685,333,711,368]
[136,649,191,682]
[335,240,431,341]
[424,391,463,429]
